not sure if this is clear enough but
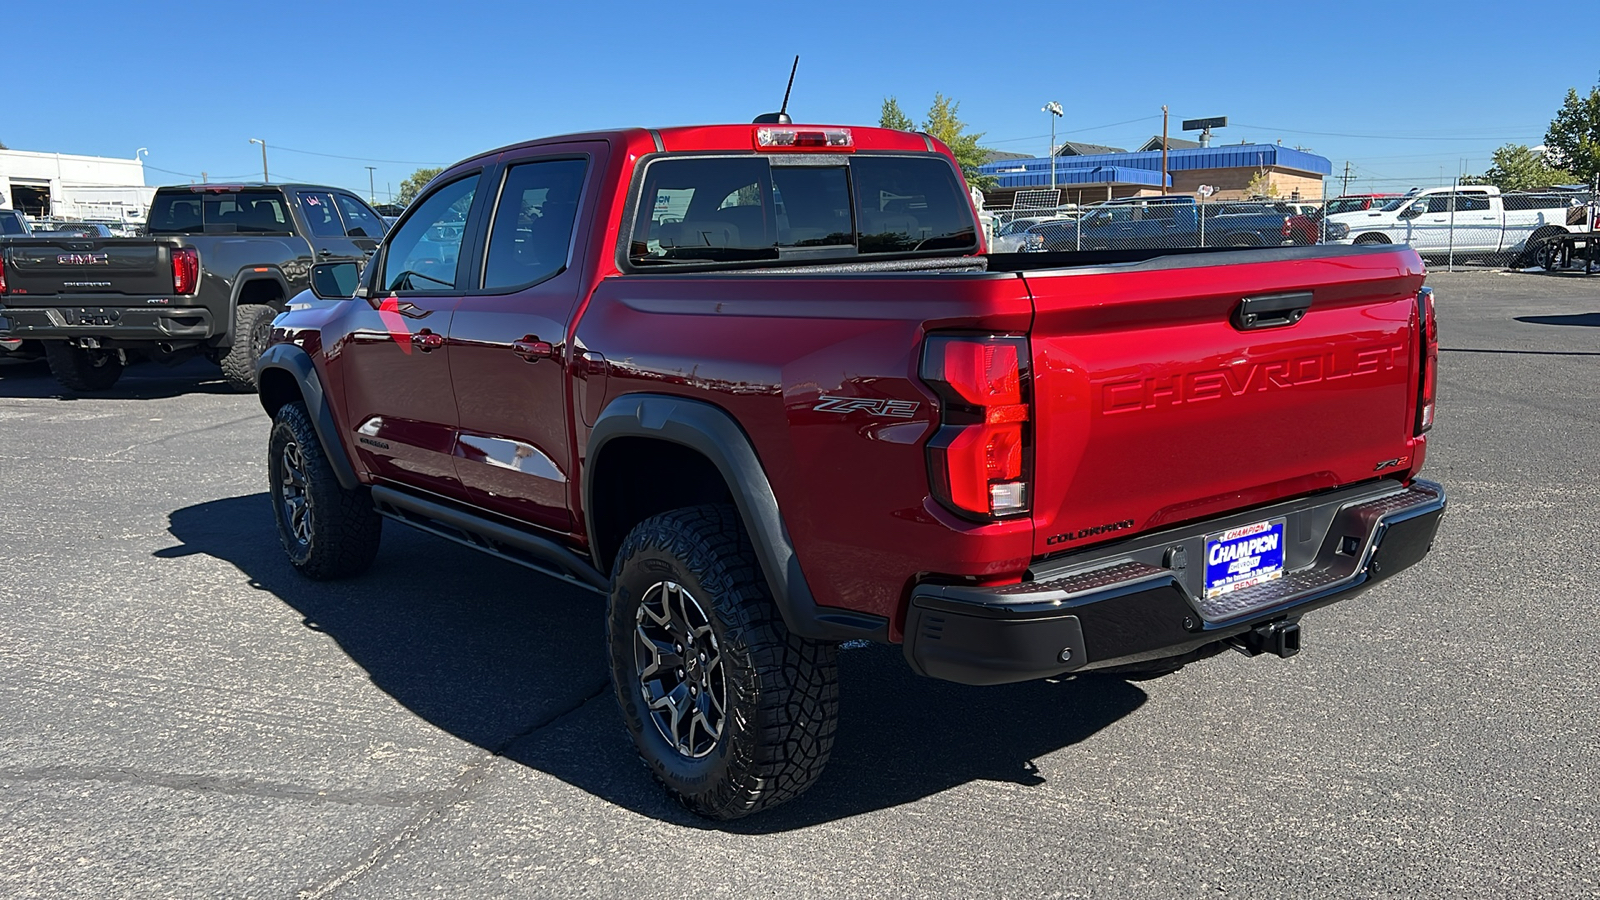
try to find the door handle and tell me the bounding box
[317,248,336,258]
[412,329,444,351]
[512,336,555,362]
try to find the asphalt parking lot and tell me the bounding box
[1,269,1596,899]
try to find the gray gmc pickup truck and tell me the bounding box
[0,184,386,391]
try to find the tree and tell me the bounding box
[0,139,7,150]
[1545,80,1600,185]
[1474,143,1573,191]
[879,97,914,131]
[396,167,443,206]
[921,93,995,190]
[1243,170,1279,198]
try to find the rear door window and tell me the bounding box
[481,158,588,290]
[334,194,386,238]
[298,192,346,237]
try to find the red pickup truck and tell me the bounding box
[257,122,1446,819]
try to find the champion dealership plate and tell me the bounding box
[1204,520,1286,599]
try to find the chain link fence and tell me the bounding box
[981,186,1599,272]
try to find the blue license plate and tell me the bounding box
[1204,520,1286,599]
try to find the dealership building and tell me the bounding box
[0,148,155,226]
[978,141,1333,207]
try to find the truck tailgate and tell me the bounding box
[1020,247,1425,559]
[3,238,182,300]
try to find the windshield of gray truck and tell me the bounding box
[148,189,291,234]
[628,155,977,266]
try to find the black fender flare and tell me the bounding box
[585,394,888,642]
[221,267,294,346]
[255,342,359,491]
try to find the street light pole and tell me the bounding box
[249,138,268,183]
[365,166,377,203]
[1042,101,1064,190]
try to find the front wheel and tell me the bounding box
[607,504,839,819]
[268,401,382,579]
[44,342,124,391]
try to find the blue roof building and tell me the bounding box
[978,143,1333,206]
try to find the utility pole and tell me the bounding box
[1160,105,1169,195]
[249,138,269,183]
[1042,101,1064,190]
[365,166,377,203]
[201,171,208,184]
[1340,161,1352,197]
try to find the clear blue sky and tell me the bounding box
[9,0,1595,201]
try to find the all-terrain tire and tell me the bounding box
[607,504,839,820]
[268,400,382,580]
[220,303,277,393]
[44,342,124,391]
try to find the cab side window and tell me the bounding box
[298,192,346,238]
[481,159,587,290]
[381,175,479,292]
[335,194,386,238]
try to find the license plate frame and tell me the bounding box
[1203,518,1287,599]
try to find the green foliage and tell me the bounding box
[0,138,7,150]
[1475,143,1573,191]
[879,97,915,132]
[1545,81,1600,184]
[920,93,995,190]
[1244,170,1279,198]
[396,167,444,206]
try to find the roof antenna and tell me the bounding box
[753,56,799,124]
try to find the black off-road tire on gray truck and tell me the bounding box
[268,401,383,580]
[44,342,124,392]
[607,504,839,820]
[220,303,278,393]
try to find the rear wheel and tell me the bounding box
[268,401,382,579]
[220,303,278,393]
[607,504,839,820]
[44,342,124,391]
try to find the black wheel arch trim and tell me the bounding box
[586,393,888,642]
[220,267,294,347]
[255,342,359,491]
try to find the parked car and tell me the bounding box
[0,183,388,392]
[257,122,1445,820]
[30,222,116,238]
[1323,194,1400,216]
[1326,185,1591,257]
[990,214,1074,252]
[1025,196,1294,251]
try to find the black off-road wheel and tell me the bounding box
[268,401,382,580]
[607,504,839,820]
[44,342,124,391]
[220,303,277,393]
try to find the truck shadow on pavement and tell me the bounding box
[160,493,1148,831]
[0,358,237,399]
[1513,312,1600,327]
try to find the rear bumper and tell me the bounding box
[904,478,1447,685]
[0,305,217,343]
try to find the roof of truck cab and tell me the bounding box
[465,124,944,165]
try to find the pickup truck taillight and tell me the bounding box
[1416,287,1438,434]
[921,335,1031,519]
[171,247,199,295]
[0,255,7,295]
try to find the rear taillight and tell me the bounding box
[1415,287,1438,434]
[921,334,1031,519]
[171,247,199,295]
[0,255,7,295]
[1282,218,1293,238]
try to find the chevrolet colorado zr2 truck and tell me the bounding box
[256,123,1447,819]
[0,183,386,392]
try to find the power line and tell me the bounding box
[1230,122,1545,142]
[986,114,1162,145]
[269,143,448,166]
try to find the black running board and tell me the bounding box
[370,485,608,594]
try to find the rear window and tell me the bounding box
[627,154,975,267]
[0,212,25,235]
[148,189,290,234]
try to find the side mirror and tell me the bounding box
[309,261,361,300]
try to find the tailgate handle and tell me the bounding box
[1233,292,1311,330]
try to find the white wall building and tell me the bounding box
[0,148,156,225]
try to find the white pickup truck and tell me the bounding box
[1327,185,1590,257]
